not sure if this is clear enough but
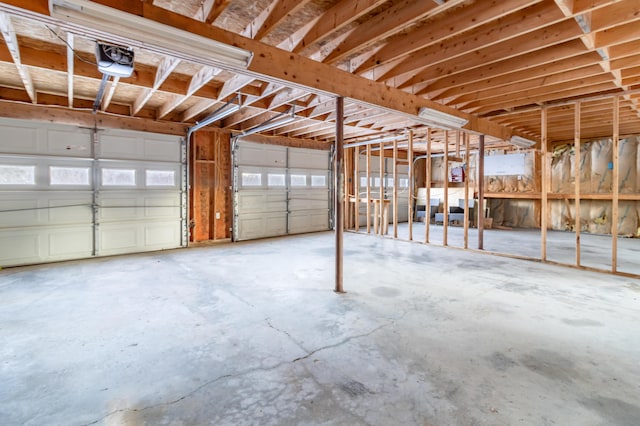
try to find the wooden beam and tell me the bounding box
[293,0,387,53]
[0,99,187,134]
[611,95,619,272]
[407,130,413,241]
[158,65,221,119]
[359,0,546,76]
[477,134,485,250]
[425,128,431,244]
[335,96,344,293]
[0,12,35,102]
[205,0,231,24]
[253,0,310,41]
[353,146,360,232]
[323,0,456,64]
[393,137,398,238]
[574,101,581,267]
[422,40,591,95]
[443,131,448,246]
[541,108,548,261]
[366,144,371,234]
[402,19,584,90]
[239,132,329,150]
[463,132,470,249]
[133,55,180,115]
[431,53,602,100]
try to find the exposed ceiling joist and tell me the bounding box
[158,65,221,119]
[0,11,35,102]
[133,55,180,115]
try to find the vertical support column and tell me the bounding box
[354,146,359,232]
[366,144,371,233]
[393,138,398,238]
[541,107,548,261]
[425,128,431,244]
[342,148,349,230]
[379,141,384,235]
[574,102,581,267]
[334,96,344,293]
[443,131,449,246]
[463,132,470,249]
[408,130,414,241]
[478,134,485,250]
[91,126,100,257]
[612,95,620,273]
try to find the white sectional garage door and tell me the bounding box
[234,140,330,241]
[0,118,185,267]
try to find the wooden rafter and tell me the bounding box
[356,0,542,75]
[157,65,221,119]
[0,12,35,102]
[133,55,180,115]
[252,0,310,41]
[375,1,566,82]
[400,19,584,90]
[322,0,463,65]
[292,0,387,53]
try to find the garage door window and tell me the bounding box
[267,173,285,187]
[241,172,262,187]
[290,174,306,186]
[102,168,136,186]
[0,165,35,185]
[311,175,326,187]
[146,170,175,186]
[50,166,90,185]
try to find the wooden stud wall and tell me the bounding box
[190,130,231,242]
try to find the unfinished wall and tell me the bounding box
[190,130,232,242]
[550,136,639,236]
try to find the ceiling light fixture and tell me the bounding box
[418,107,468,129]
[50,0,253,70]
[509,135,536,148]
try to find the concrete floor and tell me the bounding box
[391,222,640,276]
[1,232,639,425]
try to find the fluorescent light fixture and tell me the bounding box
[191,96,241,132]
[418,107,468,129]
[240,111,296,137]
[510,135,536,148]
[50,0,253,70]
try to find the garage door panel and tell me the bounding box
[289,211,329,234]
[46,129,92,157]
[99,130,181,162]
[237,190,287,214]
[99,220,181,255]
[0,231,40,264]
[98,192,181,222]
[236,142,286,167]
[288,148,328,169]
[0,225,93,265]
[237,212,287,240]
[48,227,93,257]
